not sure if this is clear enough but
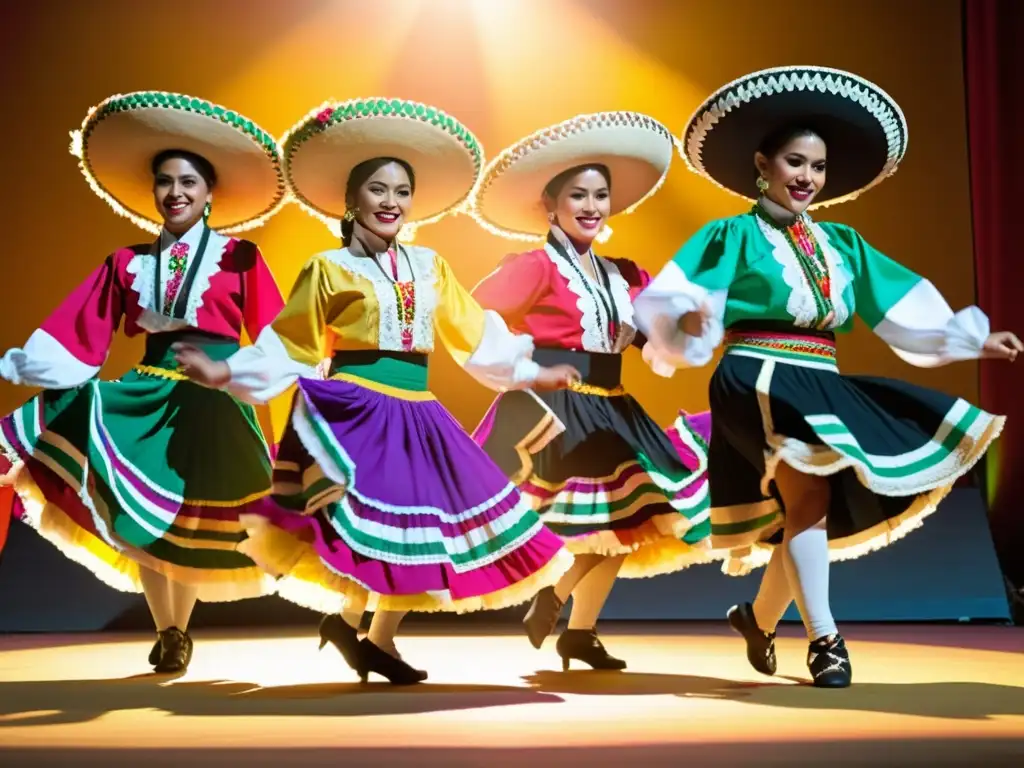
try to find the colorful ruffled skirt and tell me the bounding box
[473,349,713,578]
[708,324,1004,574]
[237,351,573,614]
[0,332,276,600]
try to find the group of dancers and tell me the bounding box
[1,65,1018,690]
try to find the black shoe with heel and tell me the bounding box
[727,602,777,676]
[808,633,852,688]
[523,586,564,649]
[357,638,428,685]
[317,614,363,674]
[153,627,192,674]
[555,629,626,671]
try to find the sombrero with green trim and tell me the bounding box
[70,90,286,233]
[469,112,674,242]
[282,97,484,228]
[682,66,908,207]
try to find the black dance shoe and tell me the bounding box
[727,602,777,676]
[357,638,428,685]
[153,627,192,674]
[523,586,564,649]
[317,614,363,674]
[807,633,852,688]
[148,638,162,668]
[555,629,627,671]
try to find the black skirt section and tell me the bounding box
[707,343,1002,575]
[473,349,713,575]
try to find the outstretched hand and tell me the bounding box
[172,343,231,388]
[678,302,712,337]
[533,364,582,392]
[983,331,1023,362]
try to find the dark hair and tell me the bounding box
[340,156,416,246]
[151,149,217,188]
[542,163,612,200]
[757,124,825,159]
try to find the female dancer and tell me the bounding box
[468,112,713,670]
[0,91,288,672]
[634,66,1020,687]
[174,97,578,685]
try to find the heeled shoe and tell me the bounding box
[357,638,428,685]
[727,602,777,676]
[523,586,564,649]
[317,614,363,674]
[555,629,627,671]
[807,633,852,688]
[153,627,192,674]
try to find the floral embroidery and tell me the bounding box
[163,241,190,316]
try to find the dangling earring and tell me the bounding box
[203,201,213,220]
[546,211,556,225]
[756,176,769,194]
[343,208,356,222]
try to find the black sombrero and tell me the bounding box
[682,66,908,207]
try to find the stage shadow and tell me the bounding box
[525,670,1024,721]
[524,670,762,697]
[706,679,1024,721]
[0,677,562,726]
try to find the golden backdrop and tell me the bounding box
[0,0,976,439]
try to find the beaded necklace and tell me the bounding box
[546,231,618,351]
[367,244,416,351]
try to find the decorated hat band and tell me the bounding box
[71,90,286,233]
[469,111,675,243]
[681,65,908,208]
[281,98,484,241]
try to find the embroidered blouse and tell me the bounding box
[473,228,651,355]
[633,198,989,372]
[224,244,541,403]
[0,220,284,389]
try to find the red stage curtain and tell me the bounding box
[0,456,13,558]
[964,0,1024,586]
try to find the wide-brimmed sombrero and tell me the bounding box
[282,98,484,234]
[70,91,286,234]
[469,112,674,242]
[682,65,908,208]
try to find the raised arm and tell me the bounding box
[1,253,125,389]
[633,219,740,374]
[435,254,542,390]
[828,223,995,367]
[219,255,329,403]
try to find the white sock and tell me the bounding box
[781,519,838,641]
[751,547,791,634]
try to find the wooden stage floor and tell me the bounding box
[0,623,1021,765]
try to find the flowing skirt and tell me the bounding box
[473,348,713,578]
[0,332,276,600]
[237,352,573,614]
[708,326,1004,575]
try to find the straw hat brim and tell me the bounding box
[77,92,285,232]
[283,99,484,225]
[472,113,674,239]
